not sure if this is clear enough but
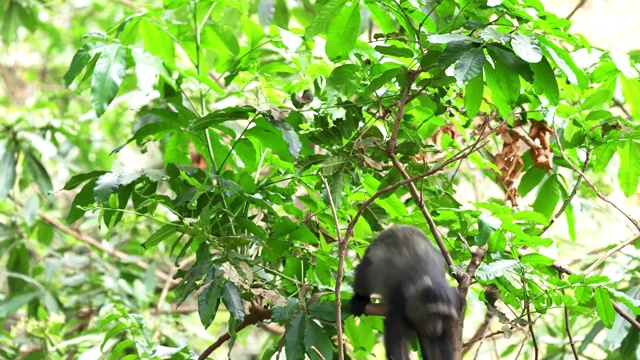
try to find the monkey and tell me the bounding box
[351,225,460,360]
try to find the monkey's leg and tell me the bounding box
[416,328,454,360]
[384,290,412,360]
[383,313,411,360]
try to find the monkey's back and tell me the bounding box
[357,225,448,299]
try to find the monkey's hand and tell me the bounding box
[350,294,371,317]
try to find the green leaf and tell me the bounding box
[364,67,402,98]
[7,244,30,294]
[530,57,559,105]
[464,71,483,117]
[327,64,360,97]
[438,41,478,69]
[532,175,562,218]
[143,223,179,249]
[64,44,97,86]
[591,143,616,172]
[486,44,533,83]
[202,24,239,56]
[91,44,128,117]
[591,61,620,83]
[617,141,640,197]
[304,319,334,360]
[198,278,223,329]
[305,0,349,39]
[23,149,52,197]
[513,210,549,225]
[538,36,587,89]
[488,232,507,254]
[454,46,485,82]
[241,16,265,48]
[68,179,98,224]
[271,120,301,158]
[620,76,640,119]
[110,339,135,360]
[484,56,520,118]
[101,323,128,351]
[139,19,174,62]
[113,119,180,153]
[272,298,300,323]
[582,77,616,110]
[221,282,245,322]
[594,287,616,328]
[518,166,546,197]
[366,3,396,34]
[521,253,555,266]
[272,0,289,29]
[1,2,20,45]
[0,292,38,317]
[285,313,306,360]
[191,106,256,131]
[475,214,500,247]
[64,170,108,190]
[0,142,17,199]
[475,259,519,281]
[374,45,414,58]
[308,301,337,322]
[325,2,360,62]
[510,33,542,63]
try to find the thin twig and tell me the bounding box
[583,233,640,276]
[553,131,640,231]
[562,289,580,359]
[613,98,633,119]
[567,0,588,20]
[342,138,489,247]
[9,194,176,285]
[526,304,539,360]
[198,305,272,359]
[390,152,454,266]
[157,254,196,311]
[321,176,345,360]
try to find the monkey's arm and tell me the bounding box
[351,255,374,316]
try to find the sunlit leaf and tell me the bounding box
[325,2,360,62]
[91,44,128,117]
[0,142,17,199]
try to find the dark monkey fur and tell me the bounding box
[351,225,460,360]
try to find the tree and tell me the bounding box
[1,0,639,359]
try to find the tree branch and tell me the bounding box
[566,0,588,20]
[553,130,640,232]
[321,176,346,360]
[9,194,177,285]
[198,305,272,360]
[583,233,640,276]
[552,261,640,330]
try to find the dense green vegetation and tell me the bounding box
[1,0,639,359]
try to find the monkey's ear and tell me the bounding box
[350,294,371,317]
